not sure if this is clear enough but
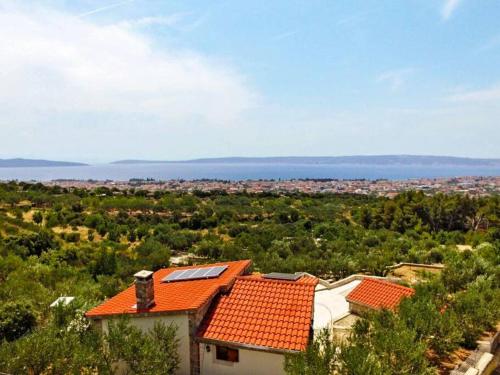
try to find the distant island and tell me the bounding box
[0,158,88,168]
[3,155,500,169]
[112,155,500,166]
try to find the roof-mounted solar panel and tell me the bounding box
[205,266,228,277]
[189,267,211,278]
[162,265,228,282]
[262,272,301,281]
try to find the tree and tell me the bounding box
[128,229,137,242]
[106,318,180,375]
[4,230,56,258]
[32,211,43,225]
[285,316,434,375]
[398,280,462,357]
[0,302,36,341]
[66,232,81,243]
[0,317,102,374]
[451,276,500,348]
[136,238,171,271]
[284,329,338,375]
[90,249,117,278]
[347,311,434,375]
[0,314,179,375]
[107,226,121,242]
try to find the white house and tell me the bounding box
[86,261,317,375]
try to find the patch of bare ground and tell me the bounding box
[456,244,473,252]
[52,225,102,241]
[22,209,35,222]
[433,324,500,374]
[389,264,443,284]
[430,347,472,374]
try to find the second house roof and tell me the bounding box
[198,275,318,352]
[346,278,414,310]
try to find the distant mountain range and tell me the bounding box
[2,156,500,168]
[112,155,500,166]
[0,158,87,168]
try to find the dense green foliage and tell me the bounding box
[285,247,500,374]
[0,302,36,342]
[0,182,498,373]
[106,319,180,375]
[0,307,179,374]
[284,329,338,375]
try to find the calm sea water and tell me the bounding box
[0,163,499,181]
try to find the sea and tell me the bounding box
[0,163,499,181]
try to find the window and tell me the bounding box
[216,345,239,362]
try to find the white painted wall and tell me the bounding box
[199,343,286,375]
[313,279,361,331]
[102,314,191,375]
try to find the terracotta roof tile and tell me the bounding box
[86,260,251,317]
[346,278,414,311]
[198,275,317,352]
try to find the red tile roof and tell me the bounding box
[198,275,318,352]
[86,260,251,318]
[346,278,414,311]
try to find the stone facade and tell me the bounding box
[189,296,215,375]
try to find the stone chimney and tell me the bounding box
[134,270,155,310]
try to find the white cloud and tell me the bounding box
[445,85,500,102]
[376,68,414,90]
[0,6,255,128]
[441,0,462,20]
[116,14,186,29]
[78,0,134,18]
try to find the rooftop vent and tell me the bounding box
[134,270,154,310]
[262,272,301,281]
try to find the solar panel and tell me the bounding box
[205,266,228,277]
[262,272,301,281]
[162,265,228,282]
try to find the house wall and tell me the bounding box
[199,343,286,375]
[348,301,372,315]
[101,314,191,375]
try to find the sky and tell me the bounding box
[1,0,499,163]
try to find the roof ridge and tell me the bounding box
[158,259,251,272]
[364,277,413,291]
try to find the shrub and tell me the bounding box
[0,302,36,341]
[32,211,43,225]
[106,318,180,375]
[66,232,81,243]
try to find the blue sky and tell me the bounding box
[1,0,499,162]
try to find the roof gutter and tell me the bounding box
[196,337,302,355]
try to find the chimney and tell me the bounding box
[134,270,155,310]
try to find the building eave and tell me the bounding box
[196,337,302,355]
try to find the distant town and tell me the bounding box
[40,175,500,196]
